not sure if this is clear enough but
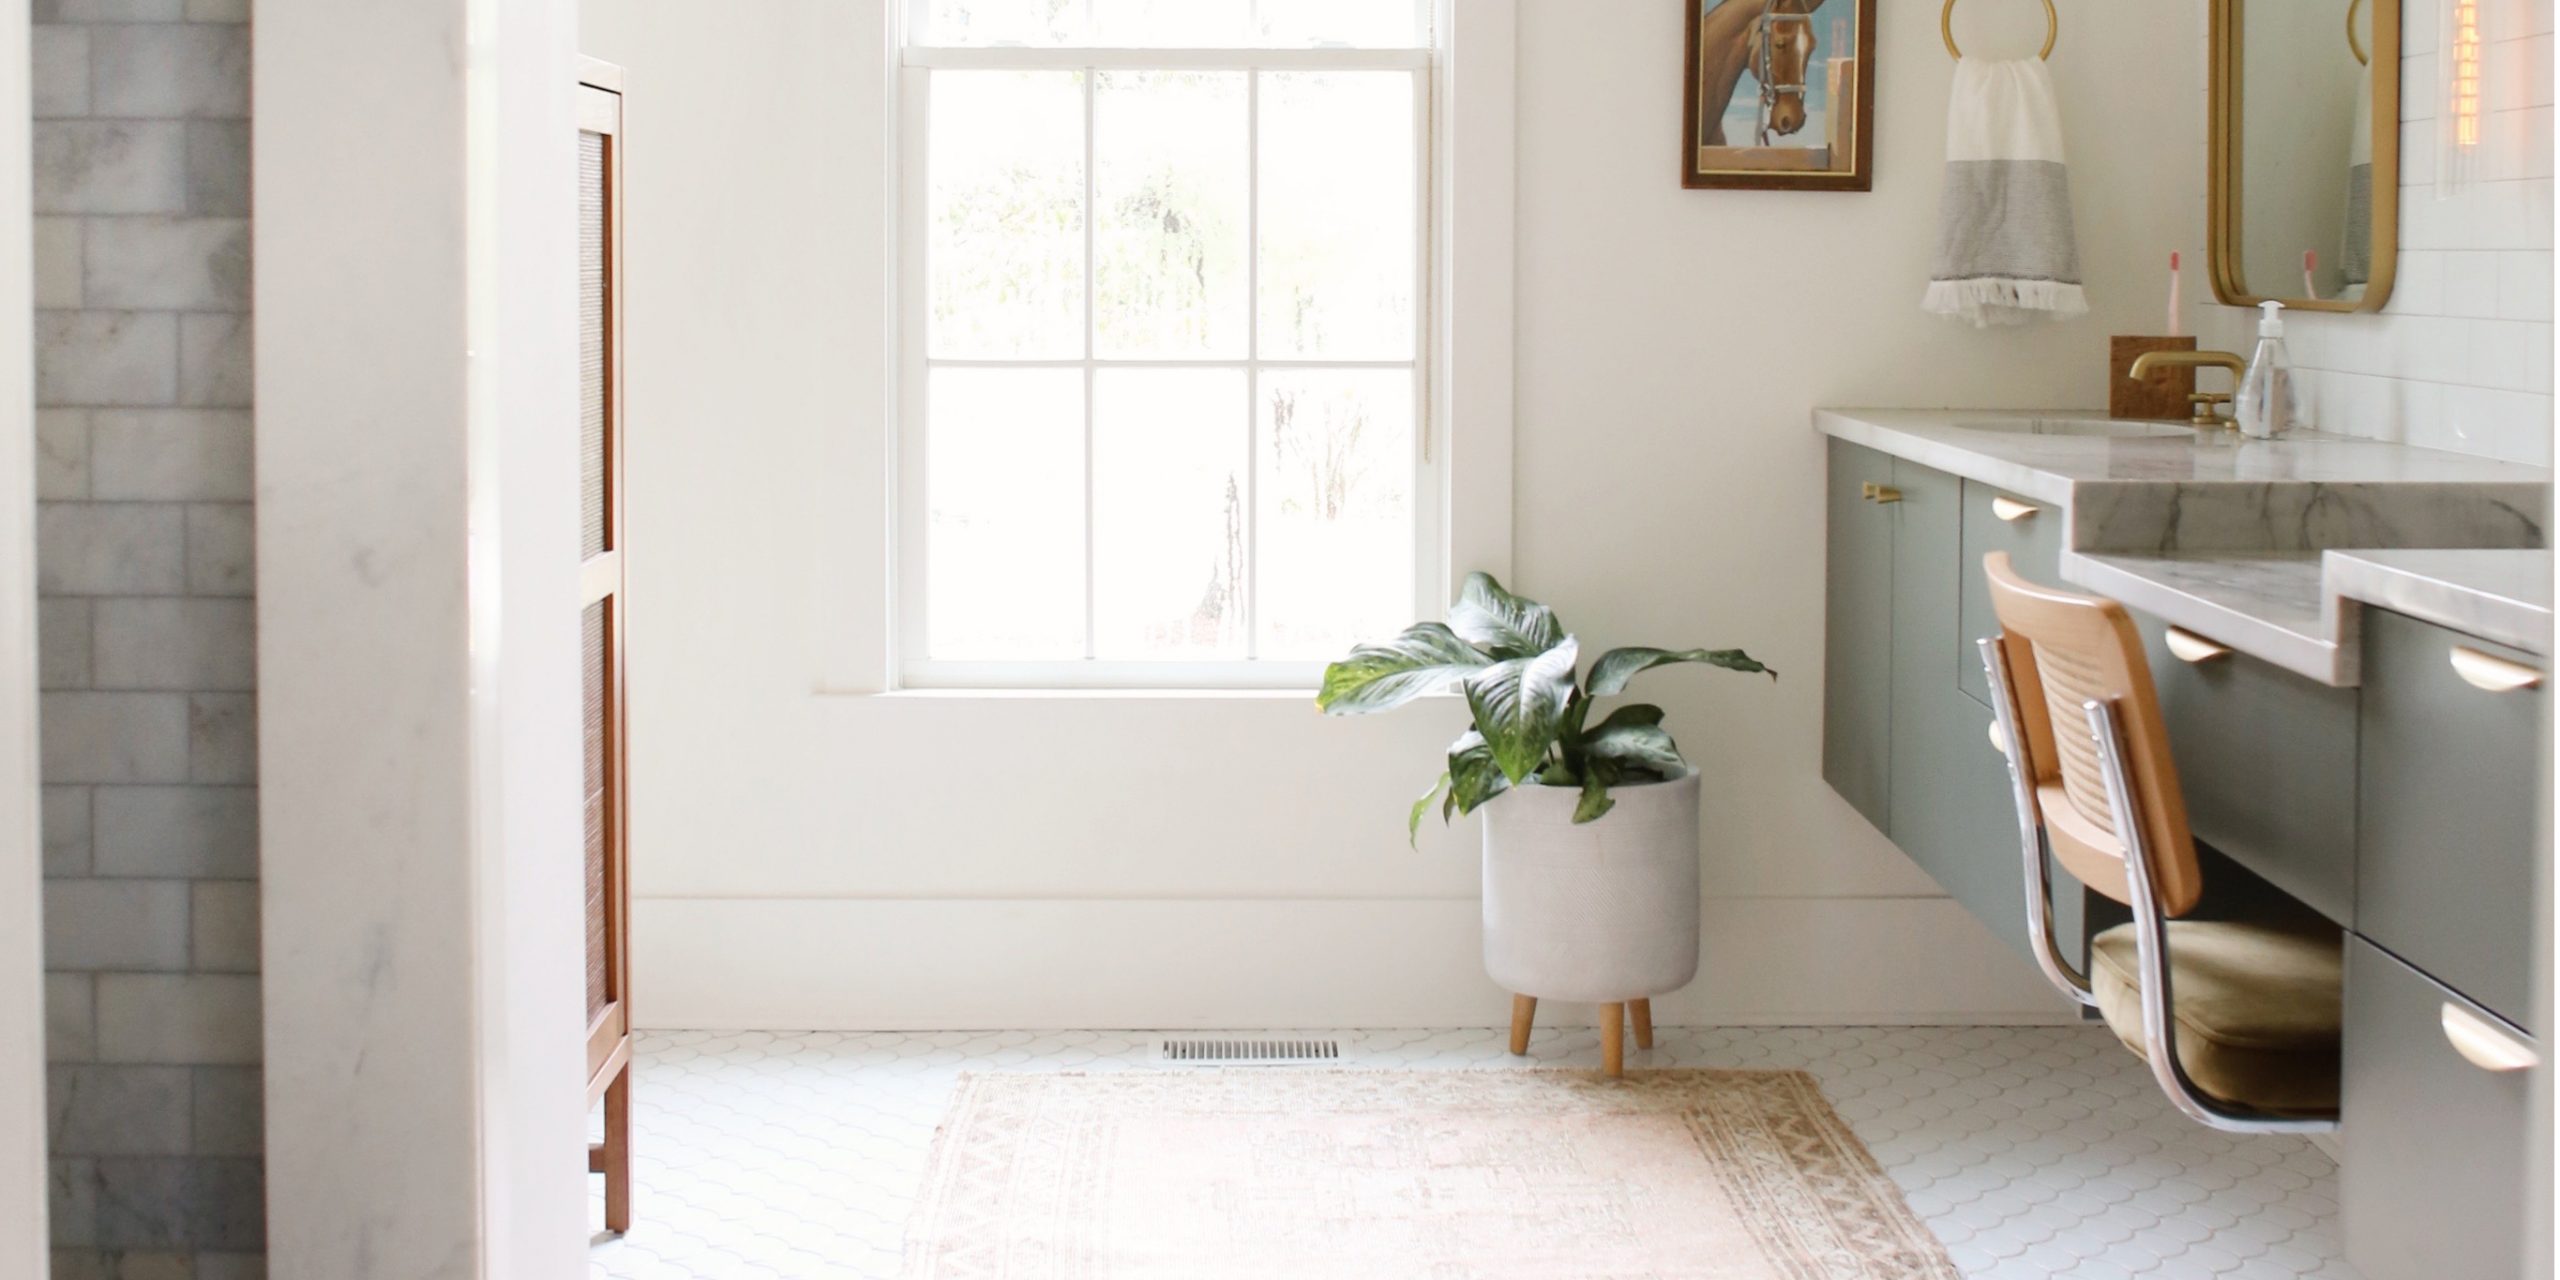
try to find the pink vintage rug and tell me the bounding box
[902,1068,1959,1279]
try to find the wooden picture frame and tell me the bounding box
[1682,0,1878,191]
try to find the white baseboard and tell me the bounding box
[632,895,2079,1031]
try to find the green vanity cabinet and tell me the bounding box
[2137,619,2361,924]
[1886,461,2040,957]
[1821,444,2083,966]
[2342,937,2536,1280]
[1957,480,2061,707]
[2356,610,2547,1033]
[1823,439,1895,832]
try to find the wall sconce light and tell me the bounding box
[2439,0,2489,194]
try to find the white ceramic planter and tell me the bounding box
[1480,770,1701,1004]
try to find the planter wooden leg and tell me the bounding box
[1509,994,1536,1055]
[601,1065,632,1233]
[1631,998,1654,1050]
[1599,1003,1625,1077]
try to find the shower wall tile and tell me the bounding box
[36,3,263,1271]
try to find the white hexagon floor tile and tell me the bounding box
[587,1025,2360,1279]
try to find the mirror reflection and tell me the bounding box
[2228,0,2383,304]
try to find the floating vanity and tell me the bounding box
[1816,407,2551,1280]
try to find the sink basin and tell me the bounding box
[1950,417,2195,440]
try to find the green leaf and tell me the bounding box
[1573,770,1618,824]
[1449,572,1565,659]
[1317,623,1493,714]
[1585,646,1776,697]
[1580,703,1666,736]
[1447,731,1512,815]
[1581,719,1687,779]
[1409,772,1451,847]
[1463,636,1581,784]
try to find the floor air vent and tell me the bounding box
[1158,1038,1342,1065]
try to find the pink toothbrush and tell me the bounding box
[2303,250,2320,300]
[2166,252,2182,336]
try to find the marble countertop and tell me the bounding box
[2326,549,2552,656]
[1815,408,2553,684]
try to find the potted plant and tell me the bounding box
[1317,573,1773,1073]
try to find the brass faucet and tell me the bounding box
[2127,349,2249,432]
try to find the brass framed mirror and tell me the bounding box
[2210,0,2400,312]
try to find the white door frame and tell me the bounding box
[2,0,49,1272]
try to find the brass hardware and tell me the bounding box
[1987,717,2008,754]
[1990,496,2040,522]
[2442,1002,2539,1072]
[2211,0,2401,313]
[1943,0,2057,60]
[2450,645,2544,692]
[2164,627,2232,664]
[1862,482,1903,504]
[2129,350,2248,429]
[2348,0,2369,65]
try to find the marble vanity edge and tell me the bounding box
[2059,550,2354,685]
[2324,551,2555,656]
[1811,409,2079,505]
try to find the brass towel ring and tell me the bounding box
[1942,0,2059,60]
[2348,0,2369,64]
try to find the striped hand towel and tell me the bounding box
[1923,58,2088,326]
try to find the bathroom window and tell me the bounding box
[898,1,1439,687]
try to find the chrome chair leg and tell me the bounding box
[1978,636,2098,1008]
[2083,697,2338,1135]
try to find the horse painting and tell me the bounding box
[1681,0,1876,190]
[1695,0,1824,147]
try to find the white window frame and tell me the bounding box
[892,9,1452,691]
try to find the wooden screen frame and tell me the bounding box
[578,56,633,1236]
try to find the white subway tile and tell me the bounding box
[2407,0,2441,58]
[43,785,91,878]
[93,785,257,879]
[36,410,90,500]
[2439,382,2558,462]
[36,0,186,17]
[94,973,260,1065]
[41,597,92,692]
[43,879,191,971]
[89,24,248,119]
[2389,249,2448,313]
[34,217,82,309]
[189,882,258,973]
[176,313,250,408]
[187,694,255,784]
[37,503,184,596]
[183,120,248,217]
[47,973,96,1062]
[2469,317,2558,390]
[82,218,250,312]
[32,25,88,118]
[2498,250,2556,317]
[184,0,249,18]
[2445,250,2504,314]
[182,503,252,597]
[190,1068,260,1156]
[33,122,186,216]
[47,1066,191,1156]
[90,409,252,501]
[40,693,190,784]
[37,311,178,408]
[92,599,255,692]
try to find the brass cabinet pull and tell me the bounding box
[2442,1002,2539,1072]
[1990,496,2040,522]
[2164,627,2231,664]
[2449,645,2544,693]
[1987,717,2007,754]
[1862,482,1903,504]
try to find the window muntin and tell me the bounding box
[902,5,1435,685]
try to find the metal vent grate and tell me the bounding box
[1157,1038,1342,1065]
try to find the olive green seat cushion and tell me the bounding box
[2091,920,2344,1115]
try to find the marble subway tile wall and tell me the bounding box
[32,1,263,1277]
[2268,0,2557,465]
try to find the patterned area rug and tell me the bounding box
[902,1068,1960,1278]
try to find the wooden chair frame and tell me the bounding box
[1977,555,2336,1136]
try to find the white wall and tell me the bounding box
[256,0,585,1274]
[585,0,2211,1031]
[1,0,46,1269]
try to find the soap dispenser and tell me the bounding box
[2236,300,2303,439]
